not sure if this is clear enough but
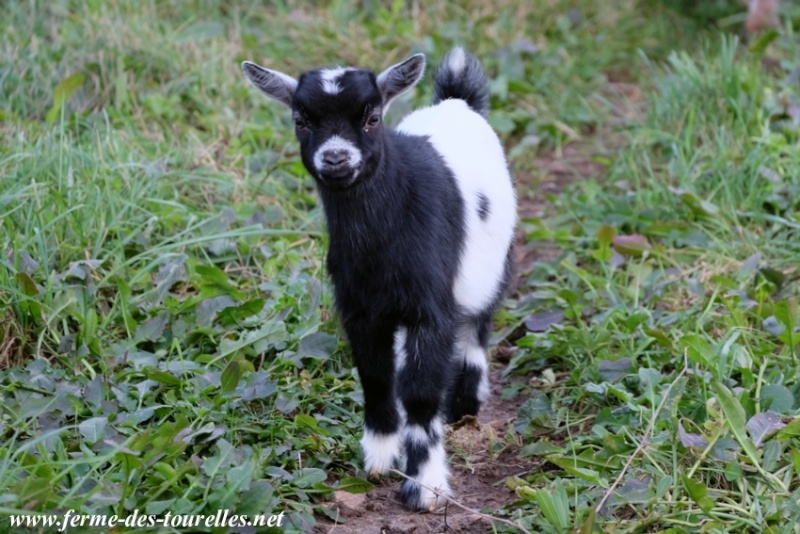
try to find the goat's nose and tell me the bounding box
[322,150,348,167]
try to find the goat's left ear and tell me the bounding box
[376,53,425,109]
[242,61,298,108]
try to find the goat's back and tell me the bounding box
[397,99,516,315]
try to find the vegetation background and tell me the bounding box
[2,0,800,532]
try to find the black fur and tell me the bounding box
[477,192,490,221]
[432,48,490,117]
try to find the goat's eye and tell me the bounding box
[292,112,309,130]
[365,113,381,130]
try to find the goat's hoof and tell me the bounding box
[399,478,451,511]
[446,397,481,424]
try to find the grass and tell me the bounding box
[2,0,800,532]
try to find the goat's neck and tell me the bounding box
[317,136,403,251]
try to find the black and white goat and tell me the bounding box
[242,47,516,510]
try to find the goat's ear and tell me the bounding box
[242,61,297,108]
[376,53,425,109]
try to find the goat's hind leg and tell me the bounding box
[445,314,491,423]
[396,322,454,510]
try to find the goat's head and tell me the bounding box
[242,54,425,190]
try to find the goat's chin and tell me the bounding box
[317,169,359,190]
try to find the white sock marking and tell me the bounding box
[361,427,402,474]
[465,343,489,402]
[414,440,451,510]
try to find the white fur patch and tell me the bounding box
[319,67,352,95]
[272,69,299,92]
[465,343,490,402]
[413,441,451,510]
[397,99,516,314]
[313,135,363,174]
[446,47,466,76]
[406,424,428,445]
[361,427,401,474]
[393,327,408,373]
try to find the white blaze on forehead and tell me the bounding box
[319,67,353,95]
[313,135,363,172]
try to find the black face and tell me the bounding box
[291,69,385,190]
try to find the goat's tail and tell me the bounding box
[432,47,489,118]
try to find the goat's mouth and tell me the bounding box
[318,165,359,188]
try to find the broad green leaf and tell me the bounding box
[776,418,800,441]
[746,411,786,447]
[596,225,615,246]
[681,475,713,514]
[548,456,601,483]
[238,481,276,515]
[749,29,779,57]
[293,468,327,488]
[134,314,169,343]
[737,253,761,281]
[218,298,266,325]
[220,360,241,394]
[142,367,182,386]
[15,272,41,319]
[793,449,800,479]
[519,440,562,457]
[47,73,86,124]
[680,334,717,375]
[612,234,651,257]
[760,384,794,414]
[78,416,108,444]
[712,381,760,467]
[533,480,569,531]
[579,509,596,534]
[724,462,742,482]
[195,265,244,300]
[337,477,373,494]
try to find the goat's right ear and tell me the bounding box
[376,53,425,109]
[241,61,297,108]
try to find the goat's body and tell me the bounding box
[397,99,515,315]
[242,47,516,510]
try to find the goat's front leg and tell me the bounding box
[395,321,455,510]
[349,321,403,475]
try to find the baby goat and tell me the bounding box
[242,48,516,510]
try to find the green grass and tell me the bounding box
[2,0,800,532]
